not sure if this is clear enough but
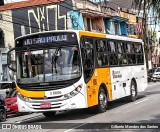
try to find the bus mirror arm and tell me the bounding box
[7,48,16,72]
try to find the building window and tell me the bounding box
[0,29,4,48]
[91,19,96,30]
[86,18,91,31]
[115,22,119,35]
[128,24,137,35]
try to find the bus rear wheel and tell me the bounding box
[95,88,108,113]
[43,111,56,118]
[128,80,137,102]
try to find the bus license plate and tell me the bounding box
[45,90,62,97]
[40,103,51,108]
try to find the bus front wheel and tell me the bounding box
[95,88,108,113]
[43,111,56,118]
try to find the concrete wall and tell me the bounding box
[120,11,138,38]
[4,0,27,4]
[0,10,15,48]
[73,0,101,12]
[12,1,73,38]
[120,11,136,24]
[69,10,85,30]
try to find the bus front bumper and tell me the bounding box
[17,93,87,112]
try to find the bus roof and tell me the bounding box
[15,30,143,43]
[106,34,143,43]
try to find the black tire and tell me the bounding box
[43,111,56,118]
[0,109,6,122]
[128,80,137,102]
[17,112,22,116]
[95,88,108,113]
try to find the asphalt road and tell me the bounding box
[1,82,160,132]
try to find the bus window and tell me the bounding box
[108,41,116,53]
[117,42,123,53]
[96,40,108,67]
[131,44,135,53]
[109,54,118,65]
[136,43,144,64]
[127,43,131,53]
[108,41,118,66]
[122,43,128,53]
[82,38,94,68]
[135,44,143,53]
[128,54,136,64]
[137,54,144,64]
[96,40,106,52]
[97,53,108,67]
[81,37,94,82]
[118,42,127,65]
[127,43,136,65]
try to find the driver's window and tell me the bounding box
[81,37,94,82]
[81,38,94,69]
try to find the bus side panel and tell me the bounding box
[110,67,132,100]
[110,65,147,101]
[86,68,112,107]
[131,65,148,92]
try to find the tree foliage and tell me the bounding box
[134,0,160,22]
[133,0,160,68]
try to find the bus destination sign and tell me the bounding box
[23,35,67,45]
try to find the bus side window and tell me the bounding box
[96,40,108,67]
[127,43,136,65]
[127,43,131,53]
[108,41,118,66]
[96,40,106,52]
[118,42,127,65]
[136,43,144,64]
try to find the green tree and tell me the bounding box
[134,0,160,69]
[134,0,160,21]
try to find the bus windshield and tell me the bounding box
[16,46,81,83]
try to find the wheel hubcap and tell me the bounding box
[99,92,107,109]
[131,84,136,97]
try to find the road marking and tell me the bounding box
[135,99,148,105]
[64,123,87,132]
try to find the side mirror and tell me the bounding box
[7,48,16,72]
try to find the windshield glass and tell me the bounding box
[16,46,81,83]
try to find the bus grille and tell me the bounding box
[17,84,71,91]
[26,100,67,110]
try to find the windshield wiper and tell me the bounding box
[52,44,61,76]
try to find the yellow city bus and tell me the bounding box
[8,30,147,117]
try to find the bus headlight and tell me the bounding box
[64,84,82,99]
[17,93,30,102]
